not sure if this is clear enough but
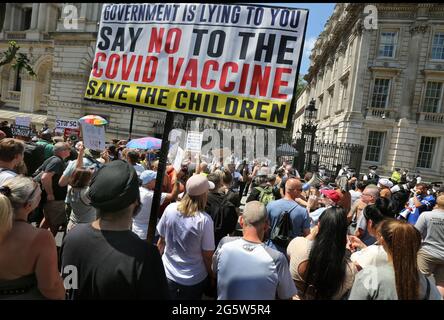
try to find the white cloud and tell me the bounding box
[303,37,317,59]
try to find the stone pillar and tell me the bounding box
[10,5,15,31]
[30,3,39,29]
[37,3,47,31]
[3,4,12,32]
[386,118,418,171]
[399,23,429,119]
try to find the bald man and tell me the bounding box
[265,178,310,255]
[212,201,297,300]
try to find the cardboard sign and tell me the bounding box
[15,116,31,127]
[56,118,79,130]
[84,4,308,129]
[12,125,32,137]
[173,146,185,173]
[186,131,203,152]
[81,123,105,151]
[64,128,81,140]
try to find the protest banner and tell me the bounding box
[81,123,106,151]
[15,116,31,127]
[12,125,32,137]
[186,131,203,152]
[84,3,308,130]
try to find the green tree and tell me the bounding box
[0,41,35,76]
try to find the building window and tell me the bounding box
[423,81,443,113]
[431,32,444,60]
[20,8,32,31]
[14,68,21,92]
[365,131,385,162]
[371,78,390,108]
[342,80,348,105]
[416,136,437,169]
[332,129,338,143]
[378,31,397,58]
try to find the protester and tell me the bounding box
[0,176,65,299]
[0,138,25,185]
[265,178,310,254]
[213,201,297,300]
[132,170,179,240]
[308,189,341,228]
[378,178,393,199]
[349,181,365,204]
[287,207,357,300]
[415,194,444,297]
[206,172,238,247]
[126,150,145,177]
[399,183,436,225]
[61,160,169,299]
[156,174,215,300]
[348,198,395,270]
[38,142,71,236]
[36,131,54,160]
[349,219,441,300]
[221,168,241,209]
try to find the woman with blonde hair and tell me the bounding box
[0,176,65,299]
[156,174,215,300]
[349,219,441,300]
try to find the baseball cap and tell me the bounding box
[320,189,341,203]
[140,170,157,185]
[186,174,215,196]
[378,178,393,188]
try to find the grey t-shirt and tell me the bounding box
[349,264,442,300]
[415,209,444,260]
[213,236,297,300]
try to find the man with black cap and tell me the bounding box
[61,160,169,299]
[363,165,380,185]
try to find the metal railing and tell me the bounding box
[299,139,364,176]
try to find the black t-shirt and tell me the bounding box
[61,223,170,300]
[41,156,67,200]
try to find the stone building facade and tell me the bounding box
[294,3,444,181]
[0,3,249,141]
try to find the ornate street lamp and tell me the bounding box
[300,99,318,173]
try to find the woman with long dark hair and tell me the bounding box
[287,206,357,299]
[349,219,441,300]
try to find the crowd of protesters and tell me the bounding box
[0,122,443,300]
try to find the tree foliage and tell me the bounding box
[0,41,35,76]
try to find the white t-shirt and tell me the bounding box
[0,168,17,186]
[350,244,389,269]
[156,202,215,286]
[132,187,166,240]
[213,237,297,300]
[349,190,362,204]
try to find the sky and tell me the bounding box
[261,3,336,77]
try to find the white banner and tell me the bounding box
[85,3,308,129]
[15,116,31,127]
[173,146,185,172]
[56,118,79,130]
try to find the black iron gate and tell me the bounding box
[295,139,364,177]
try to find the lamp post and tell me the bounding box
[301,99,318,173]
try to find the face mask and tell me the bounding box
[319,170,325,175]
[370,170,376,174]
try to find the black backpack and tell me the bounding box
[23,143,45,177]
[269,208,295,248]
[206,193,238,245]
